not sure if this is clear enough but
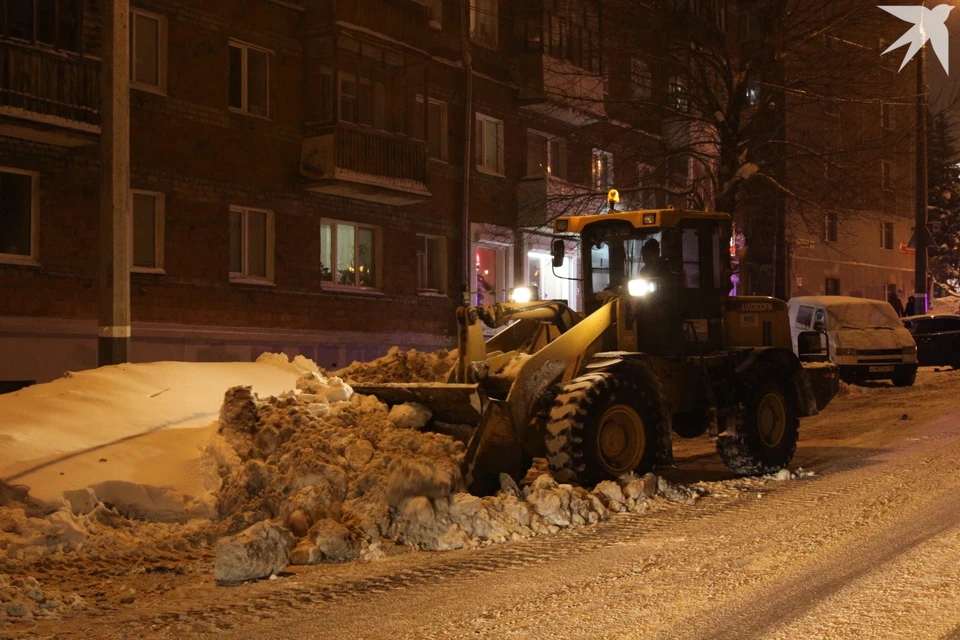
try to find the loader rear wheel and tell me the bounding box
[545,370,664,485]
[717,370,799,476]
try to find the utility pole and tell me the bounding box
[459,0,473,306]
[99,0,132,366]
[915,42,929,314]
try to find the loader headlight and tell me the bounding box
[511,287,533,303]
[642,213,657,225]
[902,345,917,355]
[555,219,569,232]
[628,278,655,297]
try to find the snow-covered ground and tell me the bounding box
[1,351,958,637]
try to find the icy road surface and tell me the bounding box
[17,368,960,640]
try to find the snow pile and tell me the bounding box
[394,472,685,552]
[333,347,456,384]
[211,376,466,569]
[209,375,710,574]
[0,574,78,620]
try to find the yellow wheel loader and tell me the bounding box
[354,194,840,495]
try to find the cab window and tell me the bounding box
[795,305,814,329]
[814,309,826,329]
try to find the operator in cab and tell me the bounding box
[639,239,672,280]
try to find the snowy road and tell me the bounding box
[19,369,960,640]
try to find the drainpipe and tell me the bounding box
[460,0,473,305]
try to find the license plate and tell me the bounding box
[869,366,894,373]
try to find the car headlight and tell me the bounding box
[511,287,532,303]
[555,219,569,232]
[902,345,917,355]
[836,348,857,356]
[628,278,655,297]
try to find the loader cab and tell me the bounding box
[554,204,733,356]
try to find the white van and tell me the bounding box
[787,296,918,386]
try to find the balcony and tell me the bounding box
[517,54,606,125]
[301,125,431,206]
[517,174,604,228]
[0,41,100,147]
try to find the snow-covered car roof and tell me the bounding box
[903,313,958,321]
[789,296,902,329]
[788,296,886,307]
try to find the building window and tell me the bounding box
[825,278,841,296]
[229,206,274,282]
[320,221,378,289]
[526,131,567,180]
[0,168,38,264]
[470,0,499,49]
[4,0,81,52]
[417,96,448,161]
[430,0,442,29]
[667,75,689,112]
[130,190,165,272]
[824,99,839,117]
[129,9,166,93]
[882,160,892,190]
[417,234,447,293]
[229,40,270,117]
[631,59,652,99]
[592,149,614,191]
[475,113,504,175]
[824,212,838,242]
[881,222,894,250]
[882,103,893,130]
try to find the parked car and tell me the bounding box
[787,296,918,386]
[902,314,960,369]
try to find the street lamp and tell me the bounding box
[916,30,929,314]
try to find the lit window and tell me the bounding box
[526,131,566,179]
[320,221,378,289]
[229,40,269,117]
[592,149,614,191]
[667,75,690,112]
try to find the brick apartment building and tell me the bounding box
[0,0,921,388]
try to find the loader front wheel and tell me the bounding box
[545,370,663,485]
[717,371,799,476]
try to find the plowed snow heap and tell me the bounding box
[210,350,685,582]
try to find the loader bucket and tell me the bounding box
[350,383,484,425]
[461,399,524,496]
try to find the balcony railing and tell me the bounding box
[0,41,100,127]
[301,125,431,205]
[334,125,427,184]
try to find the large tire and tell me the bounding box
[892,369,917,387]
[545,369,665,485]
[717,370,799,476]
